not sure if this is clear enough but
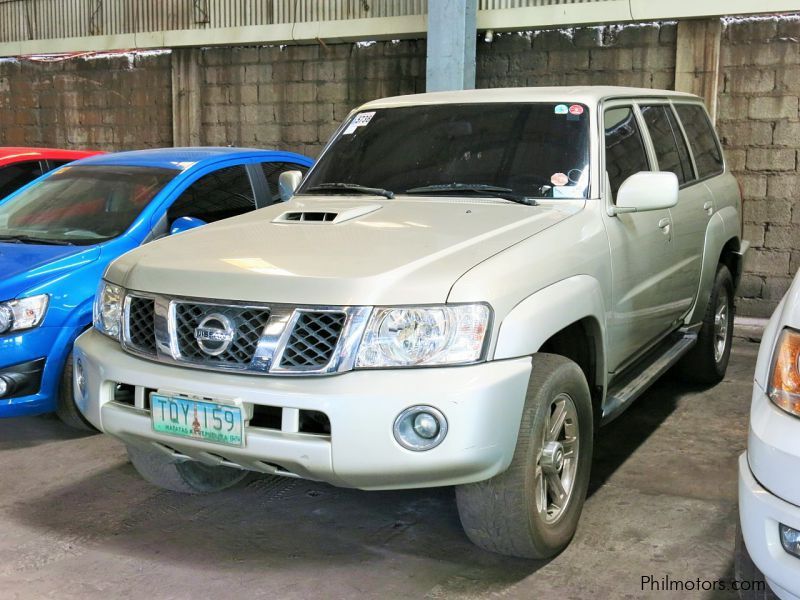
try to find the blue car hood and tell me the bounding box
[0,243,101,300]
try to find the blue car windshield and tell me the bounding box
[0,165,176,246]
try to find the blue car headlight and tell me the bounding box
[0,294,49,335]
[93,281,125,340]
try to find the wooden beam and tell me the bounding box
[675,19,722,123]
[170,48,202,147]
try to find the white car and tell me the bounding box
[738,270,800,599]
[75,87,745,559]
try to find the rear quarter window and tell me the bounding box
[674,104,724,179]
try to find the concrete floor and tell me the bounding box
[0,341,757,599]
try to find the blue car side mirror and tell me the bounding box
[170,216,207,236]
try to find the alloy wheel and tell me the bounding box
[534,392,579,524]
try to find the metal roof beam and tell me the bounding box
[1,1,800,57]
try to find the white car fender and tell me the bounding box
[493,274,607,386]
[686,206,741,325]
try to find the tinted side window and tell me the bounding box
[640,105,694,185]
[604,107,649,200]
[0,161,44,199]
[261,161,309,204]
[674,104,724,179]
[47,160,74,171]
[168,165,255,224]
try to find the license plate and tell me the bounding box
[150,392,244,447]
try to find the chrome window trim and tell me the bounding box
[120,289,372,377]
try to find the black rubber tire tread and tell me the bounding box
[56,352,97,432]
[675,264,734,385]
[127,443,249,494]
[455,353,594,559]
[735,520,778,600]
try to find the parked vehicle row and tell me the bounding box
[12,87,800,600]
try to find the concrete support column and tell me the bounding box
[675,19,722,123]
[171,48,202,146]
[426,0,477,92]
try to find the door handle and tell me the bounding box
[703,200,714,216]
[657,217,671,236]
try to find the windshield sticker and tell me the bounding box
[569,104,584,116]
[343,111,376,135]
[551,172,569,186]
[554,104,569,115]
[553,186,585,199]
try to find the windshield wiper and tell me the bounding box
[0,234,75,246]
[305,182,395,199]
[404,183,539,206]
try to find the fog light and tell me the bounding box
[413,412,439,439]
[393,406,447,451]
[0,377,8,398]
[780,523,800,559]
[76,358,86,398]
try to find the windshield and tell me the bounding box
[0,165,176,245]
[299,102,591,200]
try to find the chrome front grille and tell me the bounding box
[121,292,370,376]
[279,311,347,370]
[126,296,157,355]
[174,302,270,366]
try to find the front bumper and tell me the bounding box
[0,325,77,417]
[739,454,800,600]
[74,329,533,490]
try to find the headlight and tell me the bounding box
[0,294,49,335]
[355,304,490,368]
[93,281,124,340]
[768,328,800,417]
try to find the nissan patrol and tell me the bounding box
[74,87,747,559]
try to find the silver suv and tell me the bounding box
[75,87,747,559]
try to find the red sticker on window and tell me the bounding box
[569,104,584,116]
[551,172,569,186]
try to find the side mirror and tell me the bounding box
[170,216,207,235]
[612,172,679,215]
[278,170,303,202]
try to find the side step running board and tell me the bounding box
[601,332,698,425]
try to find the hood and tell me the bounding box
[0,243,101,300]
[107,197,583,305]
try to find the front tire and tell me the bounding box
[456,353,594,559]
[56,351,96,432]
[127,443,249,494]
[675,264,734,385]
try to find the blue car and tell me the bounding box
[0,147,312,428]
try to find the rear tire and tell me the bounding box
[675,264,734,385]
[735,520,777,599]
[56,352,96,432]
[127,443,249,494]
[455,353,593,559]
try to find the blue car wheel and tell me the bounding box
[56,351,96,432]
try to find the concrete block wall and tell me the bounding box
[718,17,800,316]
[0,16,798,316]
[198,42,425,157]
[0,52,172,151]
[476,24,677,90]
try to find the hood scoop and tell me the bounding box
[273,204,382,224]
